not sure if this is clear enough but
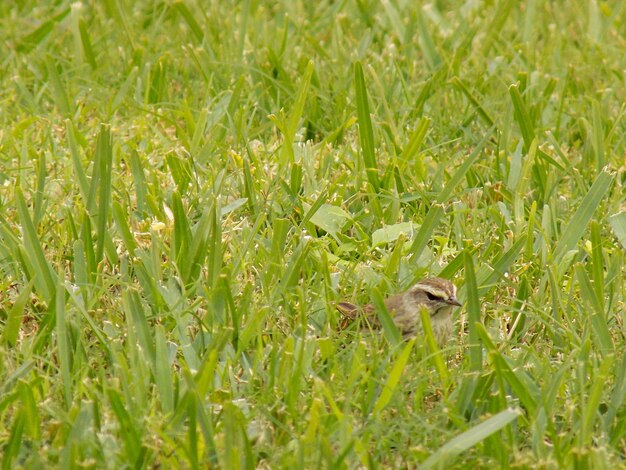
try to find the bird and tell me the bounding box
[336,277,461,346]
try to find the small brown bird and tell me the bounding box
[336,277,461,346]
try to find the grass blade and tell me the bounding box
[437,127,494,203]
[419,308,450,387]
[370,288,402,347]
[464,250,481,371]
[553,170,614,262]
[354,61,379,192]
[399,117,430,164]
[65,120,90,202]
[608,211,626,249]
[1,279,34,347]
[421,408,522,469]
[450,77,494,127]
[173,1,204,43]
[56,280,72,408]
[482,0,516,54]
[409,204,444,262]
[477,324,539,416]
[94,125,113,263]
[155,325,174,414]
[509,83,535,151]
[16,188,56,300]
[373,339,415,414]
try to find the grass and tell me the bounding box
[1,0,625,467]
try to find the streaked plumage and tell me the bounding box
[337,277,461,346]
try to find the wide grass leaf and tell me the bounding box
[372,221,416,246]
[421,408,522,469]
[308,203,351,237]
[608,211,626,249]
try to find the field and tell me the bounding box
[1,1,625,468]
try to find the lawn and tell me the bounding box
[1,0,625,468]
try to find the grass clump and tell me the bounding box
[1,1,625,467]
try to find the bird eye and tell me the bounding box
[426,292,439,301]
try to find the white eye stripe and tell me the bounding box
[414,284,449,300]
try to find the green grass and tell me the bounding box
[1,0,625,467]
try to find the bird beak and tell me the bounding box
[447,296,462,307]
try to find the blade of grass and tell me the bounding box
[437,127,494,203]
[155,325,174,414]
[370,288,402,347]
[56,280,72,408]
[173,1,204,43]
[464,250,481,371]
[354,61,380,192]
[206,203,222,289]
[581,354,614,446]
[46,57,72,116]
[123,290,156,371]
[575,264,613,353]
[15,188,56,300]
[93,125,113,263]
[482,0,515,54]
[419,308,450,388]
[398,117,430,163]
[373,339,415,414]
[416,8,442,70]
[476,323,539,415]
[1,279,34,347]
[450,77,494,127]
[553,170,613,262]
[509,84,535,152]
[608,211,626,250]
[476,235,526,296]
[408,204,443,262]
[112,200,138,256]
[107,388,143,464]
[65,120,90,202]
[281,60,314,165]
[421,408,522,469]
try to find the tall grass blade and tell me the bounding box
[482,0,515,54]
[46,57,72,116]
[1,279,34,347]
[399,117,430,164]
[419,308,449,387]
[56,281,72,408]
[409,204,443,261]
[581,354,614,446]
[450,77,494,127]
[370,289,402,347]
[93,125,113,263]
[416,8,441,70]
[373,339,414,414]
[437,127,494,203]
[123,290,156,370]
[173,1,204,43]
[509,84,535,151]
[65,120,90,201]
[354,61,380,192]
[281,60,314,165]
[464,250,481,370]
[155,325,174,414]
[553,170,613,262]
[15,188,56,300]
